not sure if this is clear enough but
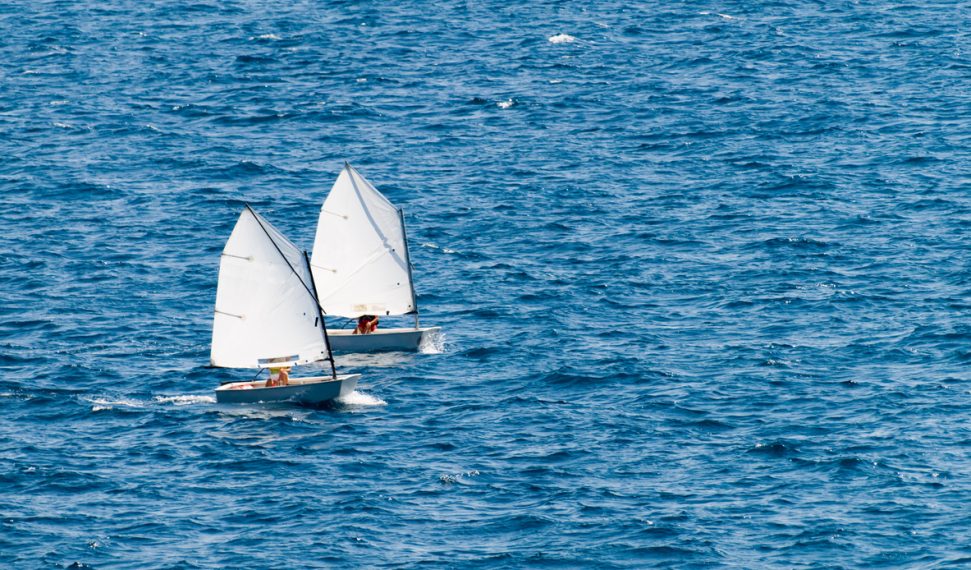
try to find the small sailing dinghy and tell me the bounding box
[210,205,359,405]
[310,163,440,353]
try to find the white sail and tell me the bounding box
[210,206,329,368]
[310,164,416,318]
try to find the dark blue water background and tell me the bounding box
[1,1,969,567]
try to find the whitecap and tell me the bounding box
[336,390,386,407]
[252,33,281,41]
[548,33,576,44]
[154,394,216,406]
[497,99,515,109]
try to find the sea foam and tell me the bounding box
[336,390,387,407]
[154,395,216,406]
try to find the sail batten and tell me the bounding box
[210,207,330,369]
[310,164,417,318]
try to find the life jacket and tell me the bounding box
[356,315,378,334]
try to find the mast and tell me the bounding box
[305,250,337,380]
[398,207,419,329]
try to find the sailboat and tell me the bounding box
[210,205,359,404]
[309,163,440,353]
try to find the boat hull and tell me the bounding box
[327,327,440,353]
[215,374,359,405]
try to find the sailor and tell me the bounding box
[354,315,379,335]
[265,366,290,387]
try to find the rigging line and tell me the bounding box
[214,309,244,319]
[320,209,348,219]
[397,207,419,316]
[244,204,325,315]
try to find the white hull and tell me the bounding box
[215,374,359,405]
[327,327,440,353]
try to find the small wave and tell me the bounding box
[461,345,503,359]
[749,440,798,456]
[758,236,831,250]
[154,395,216,406]
[235,54,276,64]
[251,33,281,41]
[548,33,576,44]
[336,390,386,407]
[497,98,515,109]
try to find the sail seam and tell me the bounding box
[310,262,337,273]
[321,209,348,219]
[215,309,244,319]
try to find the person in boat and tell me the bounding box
[354,314,379,335]
[265,366,290,387]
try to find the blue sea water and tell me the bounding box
[1,0,970,567]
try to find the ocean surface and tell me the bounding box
[1,1,969,567]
